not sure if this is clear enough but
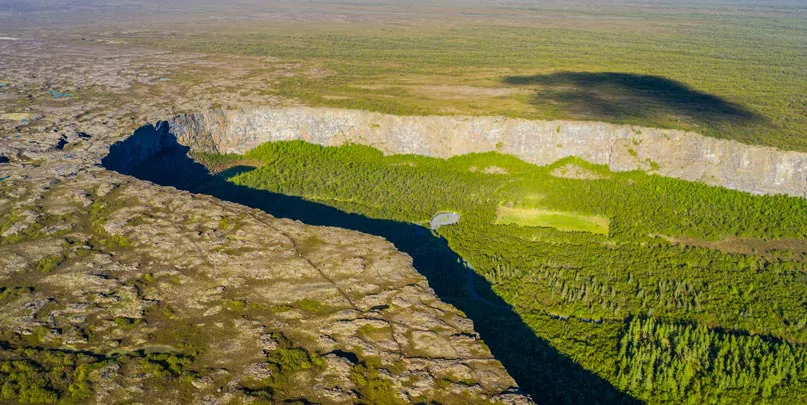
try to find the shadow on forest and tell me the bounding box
[503,72,760,125]
[102,122,643,405]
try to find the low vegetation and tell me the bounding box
[136,1,807,150]
[242,337,326,401]
[0,345,197,404]
[495,206,609,235]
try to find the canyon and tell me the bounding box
[161,107,806,198]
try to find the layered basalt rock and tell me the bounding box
[167,108,806,197]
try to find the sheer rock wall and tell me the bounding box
[168,108,806,197]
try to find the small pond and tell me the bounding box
[430,212,460,230]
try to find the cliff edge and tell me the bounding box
[168,108,806,197]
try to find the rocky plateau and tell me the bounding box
[0,38,532,404]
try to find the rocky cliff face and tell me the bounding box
[168,108,807,197]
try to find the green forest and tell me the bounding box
[194,141,807,404]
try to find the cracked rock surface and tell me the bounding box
[0,38,533,403]
[169,108,807,197]
[0,162,531,404]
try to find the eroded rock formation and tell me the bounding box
[168,108,807,197]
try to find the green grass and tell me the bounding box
[0,287,33,303]
[89,199,132,251]
[241,334,328,402]
[35,254,65,273]
[350,357,402,405]
[293,298,332,314]
[0,345,196,405]
[495,206,609,235]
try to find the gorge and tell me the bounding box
[159,107,806,198]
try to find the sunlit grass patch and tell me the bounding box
[495,206,609,235]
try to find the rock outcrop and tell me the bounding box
[0,38,535,403]
[168,108,807,197]
[0,152,533,404]
[0,120,534,403]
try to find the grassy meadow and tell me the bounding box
[123,0,807,150]
[495,206,610,235]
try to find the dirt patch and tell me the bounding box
[351,84,528,100]
[483,166,508,175]
[469,166,509,175]
[350,84,394,90]
[653,234,807,256]
[0,113,33,121]
[550,163,608,180]
[208,160,262,175]
[322,95,353,100]
[411,85,529,100]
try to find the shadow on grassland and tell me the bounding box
[503,72,761,126]
[102,122,643,405]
